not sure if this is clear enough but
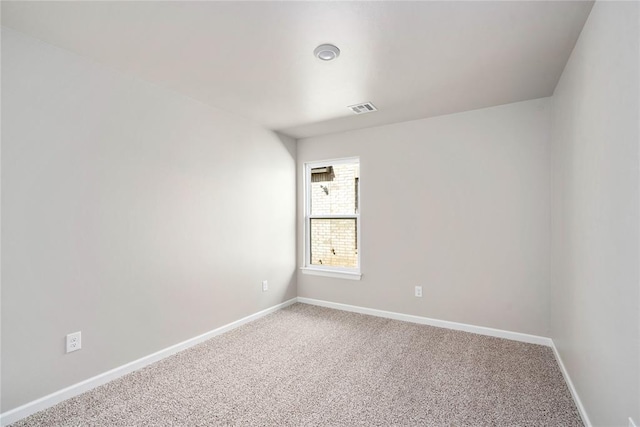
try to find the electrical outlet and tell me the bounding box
[414,286,423,297]
[66,331,82,353]
[629,417,637,427]
[262,280,268,292]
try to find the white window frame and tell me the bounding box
[301,157,361,280]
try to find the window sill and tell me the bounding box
[300,267,362,281]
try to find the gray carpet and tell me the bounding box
[11,303,582,426]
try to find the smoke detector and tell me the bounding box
[314,44,340,61]
[348,102,378,115]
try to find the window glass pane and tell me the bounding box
[310,218,357,268]
[310,163,359,215]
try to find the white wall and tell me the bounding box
[297,98,552,336]
[1,28,296,412]
[550,2,640,425]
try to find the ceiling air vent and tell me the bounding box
[348,102,377,115]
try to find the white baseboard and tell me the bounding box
[297,297,553,346]
[3,297,590,427]
[0,298,297,427]
[550,341,592,427]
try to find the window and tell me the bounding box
[303,158,361,280]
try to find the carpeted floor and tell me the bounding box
[11,303,582,426]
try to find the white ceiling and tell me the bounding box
[1,1,594,139]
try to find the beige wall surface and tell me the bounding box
[297,98,552,337]
[550,1,640,425]
[1,28,297,412]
